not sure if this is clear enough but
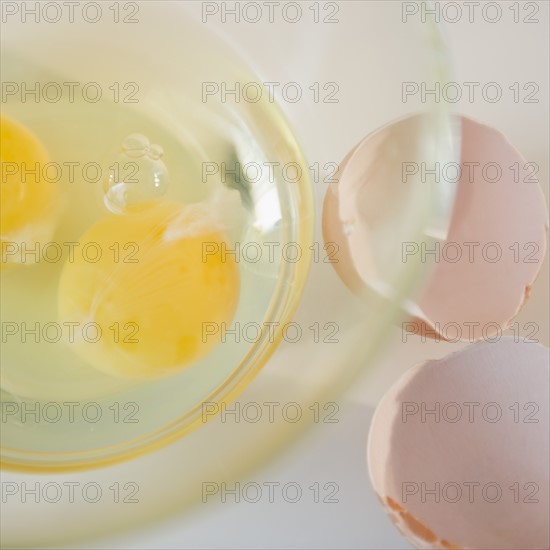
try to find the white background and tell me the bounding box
[1,1,548,549]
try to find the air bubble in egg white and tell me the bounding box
[104,133,170,214]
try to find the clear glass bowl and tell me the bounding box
[0,1,457,547]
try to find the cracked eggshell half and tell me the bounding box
[411,117,548,341]
[323,115,548,341]
[322,115,445,296]
[367,338,550,550]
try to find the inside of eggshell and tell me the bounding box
[383,496,461,549]
[324,114,548,342]
[367,338,550,550]
[322,114,458,298]
[409,116,548,342]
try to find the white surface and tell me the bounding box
[4,1,549,548]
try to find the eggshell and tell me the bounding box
[412,117,548,341]
[367,338,550,549]
[323,115,548,341]
[322,114,441,293]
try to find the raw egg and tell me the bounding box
[58,201,240,379]
[0,115,58,268]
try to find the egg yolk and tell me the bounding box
[58,202,240,379]
[1,116,57,268]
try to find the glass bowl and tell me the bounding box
[0,1,457,546]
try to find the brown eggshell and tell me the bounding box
[367,338,550,549]
[323,115,548,341]
[413,117,548,341]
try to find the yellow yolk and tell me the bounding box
[58,202,240,379]
[1,116,57,268]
